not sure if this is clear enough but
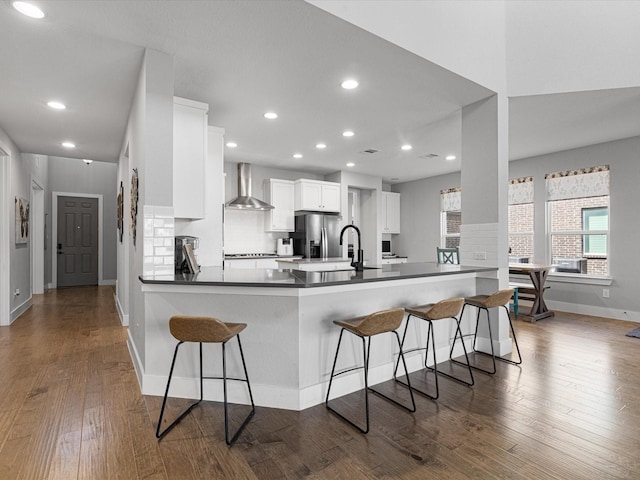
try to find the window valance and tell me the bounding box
[440,187,461,212]
[545,165,609,201]
[508,176,533,205]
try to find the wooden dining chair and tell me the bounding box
[437,247,460,264]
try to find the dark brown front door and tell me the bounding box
[57,196,98,287]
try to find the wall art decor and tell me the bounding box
[117,181,124,243]
[130,168,139,246]
[15,197,30,244]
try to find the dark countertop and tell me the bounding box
[140,262,496,289]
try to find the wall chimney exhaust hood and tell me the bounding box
[225,162,274,210]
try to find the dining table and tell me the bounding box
[509,263,555,322]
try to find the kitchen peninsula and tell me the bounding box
[136,263,498,411]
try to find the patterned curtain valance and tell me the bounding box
[440,187,461,212]
[545,165,609,201]
[508,177,533,205]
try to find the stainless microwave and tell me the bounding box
[382,240,392,255]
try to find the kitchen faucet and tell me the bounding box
[339,224,364,271]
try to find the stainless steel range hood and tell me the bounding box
[225,162,274,210]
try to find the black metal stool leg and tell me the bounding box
[327,329,415,434]
[326,329,371,433]
[492,305,522,366]
[370,331,417,411]
[448,316,475,387]
[222,334,256,445]
[156,341,204,439]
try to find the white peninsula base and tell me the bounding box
[133,269,510,411]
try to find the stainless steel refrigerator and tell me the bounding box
[292,212,341,259]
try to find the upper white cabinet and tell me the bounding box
[294,179,340,213]
[382,191,401,234]
[173,97,208,219]
[264,179,294,232]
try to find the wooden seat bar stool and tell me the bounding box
[156,315,255,445]
[394,297,474,400]
[451,289,522,375]
[325,308,416,434]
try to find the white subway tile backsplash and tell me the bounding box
[142,205,175,275]
[224,209,286,254]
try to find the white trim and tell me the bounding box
[127,330,144,387]
[10,295,32,324]
[51,192,104,288]
[114,288,129,326]
[547,273,613,286]
[0,148,10,326]
[547,300,640,323]
[31,177,45,295]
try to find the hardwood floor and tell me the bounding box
[1,286,639,479]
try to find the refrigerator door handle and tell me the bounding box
[321,227,327,259]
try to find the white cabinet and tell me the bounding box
[264,179,294,232]
[381,257,408,264]
[382,191,401,234]
[173,97,209,219]
[294,179,341,213]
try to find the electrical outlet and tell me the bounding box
[14,288,20,296]
[473,252,487,260]
[603,288,610,298]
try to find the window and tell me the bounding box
[583,207,608,256]
[546,166,609,277]
[440,188,461,248]
[442,211,461,248]
[508,177,534,262]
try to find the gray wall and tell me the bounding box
[48,156,118,282]
[394,171,461,263]
[395,135,640,319]
[2,128,29,321]
[509,136,640,319]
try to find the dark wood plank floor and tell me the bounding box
[1,286,639,479]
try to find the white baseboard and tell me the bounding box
[546,300,640,323]
[114,292,128,326]
[127,331,144,388]
[136,339,480,412]
[10,296,32,323]
[99,279,116,286]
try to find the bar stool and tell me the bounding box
[451,289,522,375]
[394,297,473,400]
[156,315,255,445]
[325,308,416,434]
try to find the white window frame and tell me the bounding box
[545,166,610,280]
[440,210,461,248]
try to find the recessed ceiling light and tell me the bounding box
[346,162,355,167]
[315,143,327,149]
[13,1,45,19]
[342,130,354,137]
[293,153,303,159]
[62,141,76,148]
[264,112,278,120]
[445,155,456,161]
[47,101,66,110]
[401,144,412,151]
[341,79,359,90]
[82,159,93,165]
[226,142,237,148]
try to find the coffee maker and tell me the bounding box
[175,236,199,272]
[277,237,293,256]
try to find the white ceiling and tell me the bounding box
[0,1,638,184]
